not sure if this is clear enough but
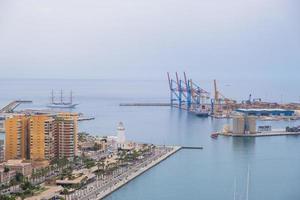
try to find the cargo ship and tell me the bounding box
[192,105,210,117]
[194,111,209,117]
[47,90,78,109]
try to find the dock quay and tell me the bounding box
[218,131,300,137]
[83,145,205,200]
[181,146,203,150]
[0,100,32,113]
[92,146,181,200]
[78,117,95,121]
[120,103,171,106]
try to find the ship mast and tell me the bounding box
[246,166,250,200]
[51,89,54,104]
[70,90,73,104]
[233,177,236,200]
[60,89,63,104]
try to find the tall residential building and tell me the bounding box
[0,117,5,133]
[5,115,29,160]
[4,112,78,162]
[29,115,55,161]
[0,140,4,162]
[54,113,78,159]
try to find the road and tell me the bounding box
[65,147,172,200]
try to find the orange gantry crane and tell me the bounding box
[213,79,236,117]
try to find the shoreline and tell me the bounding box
[97,146,181,200]
[219,132,300,137]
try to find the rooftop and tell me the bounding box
[236,108,292,112]
[25,186,63,200]
[6,160,31,166]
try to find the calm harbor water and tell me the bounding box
[1,79,300,200]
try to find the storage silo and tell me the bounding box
[247,116,257,134]
[232,115,245,134]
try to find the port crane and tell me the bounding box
[213,79,236,117]
[167,72,210,116]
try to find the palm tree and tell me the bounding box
[62,188,69,200]
[96,160,104,177]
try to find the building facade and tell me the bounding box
[4,160,32,177]
[29,115,55,161]
[0,166,17,185]
[236,109,295,116]
[232,115,245,134]
[54,113,78,159]
[0,140,4,163]
[5,112,78,162]
[5,115,29,160]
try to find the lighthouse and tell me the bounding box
[117,122,126,149]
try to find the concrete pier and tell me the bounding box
[97,146,181,199]
[182,146,203,150]
[0,100,32,113]
[120,103,171,106]
[219,131,300,137]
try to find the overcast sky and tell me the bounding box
[0,0,299,80]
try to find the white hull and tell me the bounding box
[47,103,78,108]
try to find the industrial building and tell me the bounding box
[165,76,300,119]
[258,125,272,132]
[235,109,295,116]
[232,115,245,134]
[232,115,257,134]
[247,116,257,134]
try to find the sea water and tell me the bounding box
[0,78,299,200]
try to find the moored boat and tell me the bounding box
[47,90,78,109]
[211,132,219,138]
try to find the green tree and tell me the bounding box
[132,150,141,160]
[61,188,69,200]
[93,143,102,151]
[0,195,16,200]
[83,158,95,169]
[15,172,24,183]
[4,167,9,173]
[21,181,34,190]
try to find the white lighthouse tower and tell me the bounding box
[117,122,126,149]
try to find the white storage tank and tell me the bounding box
[294,110,300,116]
[247,116,257,134]
[232,115,245,134]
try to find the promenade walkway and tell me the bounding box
[65,146,181,200]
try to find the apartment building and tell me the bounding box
[54,113,78,160]
[29,115,55,161]
[4,115,28,160]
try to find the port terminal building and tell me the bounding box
[235,109,295,116]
